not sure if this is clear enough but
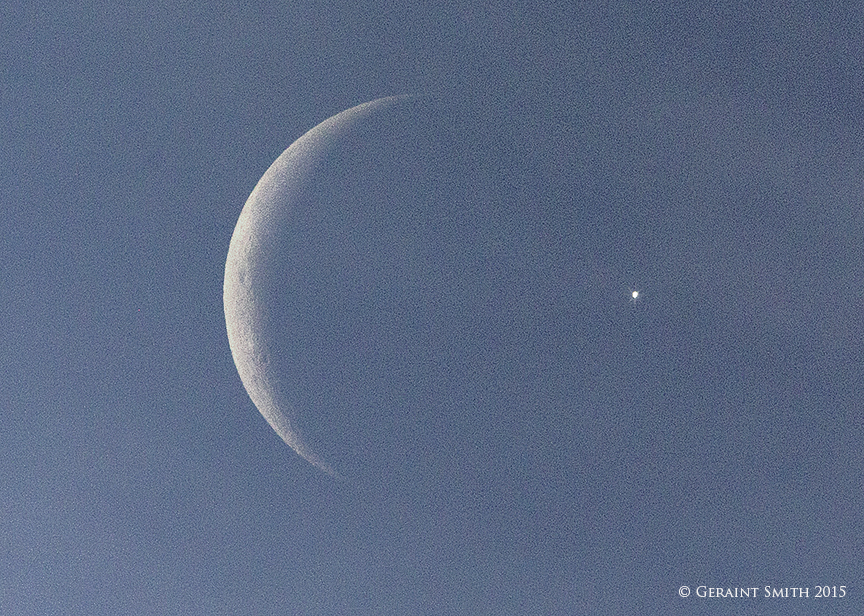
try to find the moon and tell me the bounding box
[224,95,439,478]
[223,95,578,483]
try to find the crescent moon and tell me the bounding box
[223,96,414,478]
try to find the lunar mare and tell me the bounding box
[224,96,412,478]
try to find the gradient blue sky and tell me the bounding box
[3,1,863,614]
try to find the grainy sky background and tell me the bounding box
[3,1,863,614]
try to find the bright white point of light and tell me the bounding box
[630,290,640,304]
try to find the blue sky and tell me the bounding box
[3,1,863,614]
